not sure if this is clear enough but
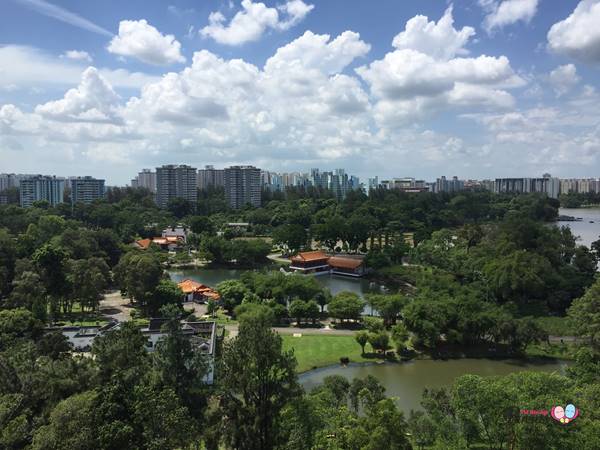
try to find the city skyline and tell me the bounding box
[1,1,600,184]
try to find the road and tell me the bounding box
[99,291,133,322]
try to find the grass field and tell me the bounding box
[281,334,375,373]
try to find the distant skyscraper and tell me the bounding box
[156,165,198,208]
[70,176,105,204]
[261,171,283,191]
[197,165,225,190]
[20,175,65,208]
[131,169,157,193]
[225,166,261,209]
[368,177,379,192]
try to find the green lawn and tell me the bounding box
[281,334,375,373]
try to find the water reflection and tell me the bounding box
[300,358,568,414]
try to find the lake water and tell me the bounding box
[169,268,381,298]
[557,207,600,248]
[299,359,569,414]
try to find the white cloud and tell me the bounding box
[264,30,370,75]
[548,64,580,96]
[14,0,113,37]
[391,6,475,60]
[548,0,600,63]
[0,104,41,134]
[467,100,600,170]
[108,19,186,65]
[356,8,521,126]
[200,0,314,45]
[0,45,159,89]
[35,67,121,123]
[480,0,539,33]
[60,50,92,62]
[277,0,315,29]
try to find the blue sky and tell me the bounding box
[1,0,599,184]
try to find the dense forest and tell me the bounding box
[1,188,600,448]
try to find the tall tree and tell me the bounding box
[219,314,300,450]
[114,252,163,311]
[272,224,307,255]
[66,257,110,312]
[153,305,207,417]
[31,391,97,450]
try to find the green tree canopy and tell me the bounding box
[219,314,300,450]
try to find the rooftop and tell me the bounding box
[328,256,365,269]
[291,251,329,262]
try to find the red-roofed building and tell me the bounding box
[328,256,366,277]
[134,238,153,250]
[177,279,221,303]
[289,251,330,274]
[289,251,367,277]
[134,236,184,251]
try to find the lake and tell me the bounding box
[169,267,383,299]
[299,358,569,414]
[557,207,600,248]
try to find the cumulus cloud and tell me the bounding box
[200,0,314,45]
[265,30,370,74]
[35,67,121,123]
[392,6,475,60]
[356,8,522,126]
[108,19,186,65]
[467,98,600,170]
[0,104,41,135]
[60,50,92,62]
[548,64,580,96]
[547,0,600,63]
[480,0,539,33]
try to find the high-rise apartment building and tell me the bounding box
[131,169,157,193]
[1,173,20,191]
[156,165,198,209]
[494,175,560,199]
[197,165,225,191]
[0,173,33,192]
[20,175,65,208]
[434,176,465,193]
[70,176,105,204]
[224,165,261,209]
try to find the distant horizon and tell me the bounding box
[2,167,599,188]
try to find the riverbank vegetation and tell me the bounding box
[560,191,600,208]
